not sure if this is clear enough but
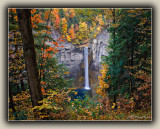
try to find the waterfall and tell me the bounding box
[84,47,91,90]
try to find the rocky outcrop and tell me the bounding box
[47,27,109,88]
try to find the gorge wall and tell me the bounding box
[46,27,109,88]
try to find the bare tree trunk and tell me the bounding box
[130,37,135,96]
[21,79,25,91]
[9,83,17,119]
[112,8,117,109]
[17,9,43,107]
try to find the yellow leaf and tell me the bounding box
[97,27,101,32]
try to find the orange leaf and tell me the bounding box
[70,14,74,18]
[41,81,45,85]
[60,39,66,42]
[41,87,46,95]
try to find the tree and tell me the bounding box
[17,9,43,107]
[9,8,26,118]
[105,9,151,110]
[50,8,108,45]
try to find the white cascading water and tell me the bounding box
[84,47,91,90]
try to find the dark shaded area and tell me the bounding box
[70,88,92,100]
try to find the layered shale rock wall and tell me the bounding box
[47,27,109,88]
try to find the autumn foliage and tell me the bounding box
[9,8,151,121]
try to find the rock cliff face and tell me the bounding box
[47,28,109,88]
